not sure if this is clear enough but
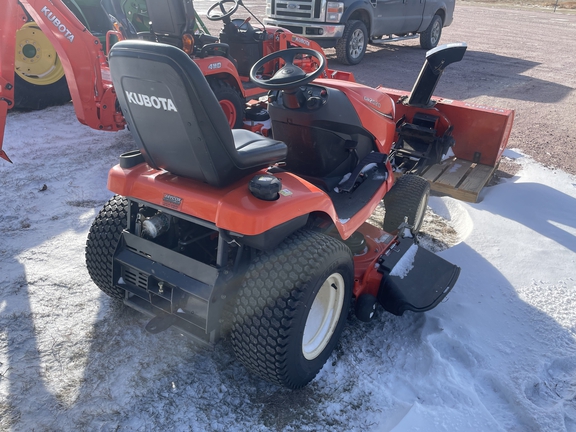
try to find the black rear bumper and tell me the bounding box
[113,232,227,346]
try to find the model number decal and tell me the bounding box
[363,96,381,108]
[163,194,182,209]
[208,62,222,70]
[40,6,75,42]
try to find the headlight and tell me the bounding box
[266,0,272,16]
[326,2,344,23]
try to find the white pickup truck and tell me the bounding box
[264,0,455,65]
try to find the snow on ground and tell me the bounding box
[0,104,575,431]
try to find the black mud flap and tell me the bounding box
[377,239,460,316]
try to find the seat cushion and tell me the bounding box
[232,129,287,169]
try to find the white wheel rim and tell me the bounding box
[302,272,345,360]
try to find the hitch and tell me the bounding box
[145,313,177,334]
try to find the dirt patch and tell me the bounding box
[460,0,576,9]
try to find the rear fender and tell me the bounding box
[107,161,389,240]
[193,57,246,96]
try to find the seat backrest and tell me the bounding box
[145,0,194,37]
[109,40,244,187]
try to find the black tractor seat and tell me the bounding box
[108,40,286,187]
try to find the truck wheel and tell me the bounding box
[85,195,128,300]
[420,14,443,50]
[336,20,368,65]
[14,23,71,110]
[383,175,430,235]
[231,230,353,388]
[208,79,245,129]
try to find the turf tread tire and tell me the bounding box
[85,195,128,300]
[231,230,353,388]
[383,175,430,234]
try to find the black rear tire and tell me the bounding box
[231,230,353,388]
[336,20,368,65]
[208,79,245,129]
[85,195,128,300]
[383,175,430,235]
[14,73,71,110]
[420,14,443,50]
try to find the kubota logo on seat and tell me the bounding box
[125,91,178,112]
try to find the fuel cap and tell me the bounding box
[249,174,282,201]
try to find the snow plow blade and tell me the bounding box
[377,239,460,316]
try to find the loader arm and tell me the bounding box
[0,2,25,162]
[0,0,125,162]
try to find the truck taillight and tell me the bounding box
[326,2,344,23]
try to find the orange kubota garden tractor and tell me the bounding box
[84,40,493,389]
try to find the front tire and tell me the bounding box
[231,230,353,388]
[420,14,443,50]
[85,195,128,300]
[208,79,245,129]
[383,175,430,235]
[336,20,368,65]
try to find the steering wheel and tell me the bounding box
[249,48,326,90]
[206,0,239,21]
